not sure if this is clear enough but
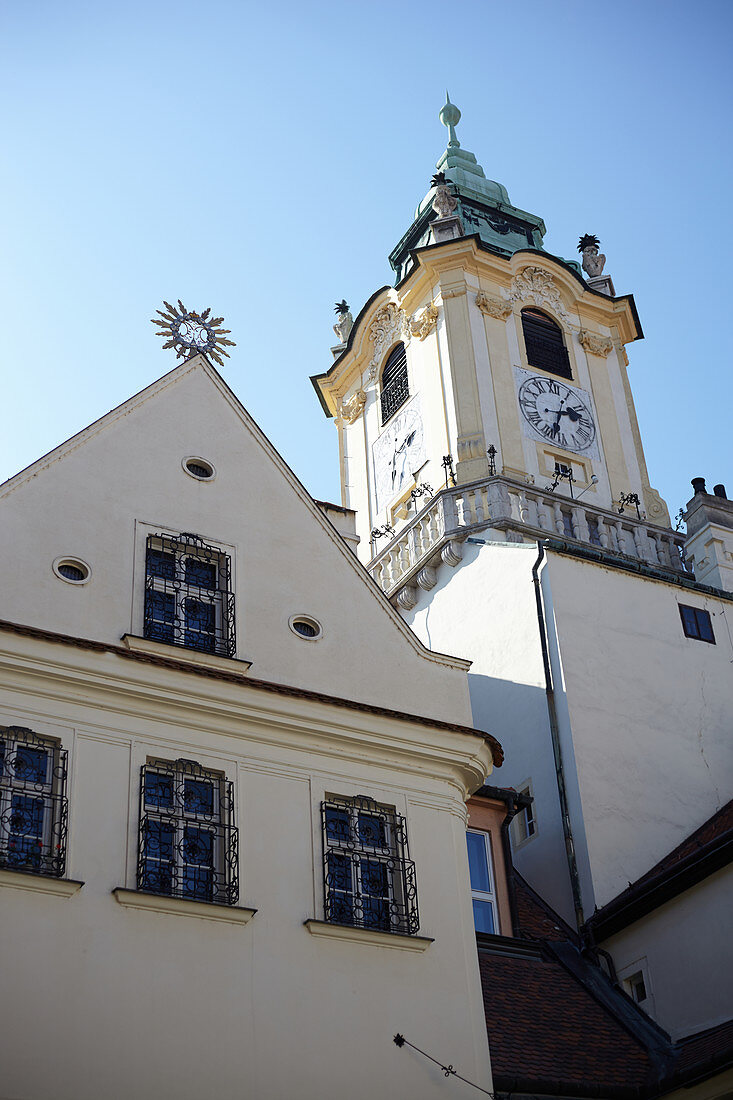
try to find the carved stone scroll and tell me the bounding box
[475,292,513,320]
[368,303,410,381]
[416,566,437,591]
[578,329,613,358]
[338,389,367,424]
[410,302,439,340]
[509,267,568,320]
[396,585,418,610]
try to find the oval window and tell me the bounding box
[289,616,322,640]
[53,557,91,584]
[183,457,215,480]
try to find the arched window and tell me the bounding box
[521,308,572,379]
[380,343,409,424]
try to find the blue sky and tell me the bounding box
[2,0,731,521]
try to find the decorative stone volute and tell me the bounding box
[509,267,568,319]
[396,585,418,611]
[368,302,410,380]
[411,302,439,340]
[578,329,613,358]
[475,292,512,320]
[338,389,367,424]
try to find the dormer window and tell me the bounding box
[380,344,409,424]
[521,308,572,379]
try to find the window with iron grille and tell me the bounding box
[380,344,409,424]
[137,757,238,905]
[0,726,68,878]
[321,794,419,935]
[521,308,572,379]
[144,532,235,658]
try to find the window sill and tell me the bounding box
[113,888,257,925]
[304,919,433,952]
[121,634,252,675]
[0,868,84,897]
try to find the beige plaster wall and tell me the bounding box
[0,358,473,728]
[543,551,733,910]
[0,633,494,1100]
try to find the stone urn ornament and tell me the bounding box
[578,234,606,279]
[431,171,458,219]
[333,300,353,344]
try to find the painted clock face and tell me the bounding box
[517,375,596,452]
[373,400,426,511]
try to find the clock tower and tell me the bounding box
[312,96,681,596]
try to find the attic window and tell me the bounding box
[53,557,91,584]
[183,457,216,481]
[290,616,322,641]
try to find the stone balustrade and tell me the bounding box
[369,476,688,602]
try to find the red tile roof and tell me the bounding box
[514,872,578,943]
[635,799,733,886]
[479,946,656,1095]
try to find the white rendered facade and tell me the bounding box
[0,357,498,1100]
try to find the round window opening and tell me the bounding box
[53,558,91,584]
[290,616,322,640]
[183,457,215,480]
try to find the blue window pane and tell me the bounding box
[185,558,217,590]
[183,599,216,651]
[327,851,353,892]
[0,739,5,777]
[146,549,176,580]
[697,610,715,643]
[466,832,491,893]
[327,851,354,923]
[182,826,214,866]
[325,807,350,843]
[680,605,699,638]
[143,819,174,861]
[7,794,45,869]
[145,591,175,644]
[183,779,214,815]
[11,746,48,784]
[363,896,391,930]
[357,812,386,848]
[144,773,173,808]
[472,899,496,934]
[141,819,175,895]
[360,858,388,898]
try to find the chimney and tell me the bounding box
[691,477,707,496]
[713,484,727,500]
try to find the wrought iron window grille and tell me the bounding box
[137,757,239,905]
[380,345,409,424]
[144,532,235,658]
[321,795,420,936]
[0,726,68,878]
[521,309,572,380]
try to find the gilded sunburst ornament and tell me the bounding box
[151,300,235,366]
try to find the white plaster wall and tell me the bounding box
[0,639,493,1100]
[605,868,733,1039]
[0,359,473,728]
[402,541,576,922]
[544,551,733,909]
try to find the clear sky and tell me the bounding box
[2,0,731,522]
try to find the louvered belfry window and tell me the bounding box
[380,344,409,424]
[521,309,572,379]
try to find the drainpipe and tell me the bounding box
[532,541,585,930]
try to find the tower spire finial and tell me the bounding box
[439,92,461,149]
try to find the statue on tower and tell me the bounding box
[431,172,458,218]
[333,300,353,345]
[578,234,606,279]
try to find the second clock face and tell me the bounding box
[517,374,596,452]
[373,399,426,511]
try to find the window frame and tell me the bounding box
[136,756,239,906]
[141,529,236,658]
[520,307,573,380]
[678,604,715,644]
[320,793,420,936]
[379,343,410,425]
[466,828,499,935]
[0,725,69,879]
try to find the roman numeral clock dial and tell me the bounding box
[516,373,597,453]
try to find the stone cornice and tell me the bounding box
[0,619,501,783]
[304,919,434,951]
[113,889,257,924]
[0,869,84,896]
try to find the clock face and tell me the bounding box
[373,400,426,511]
[517,374,596,453]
